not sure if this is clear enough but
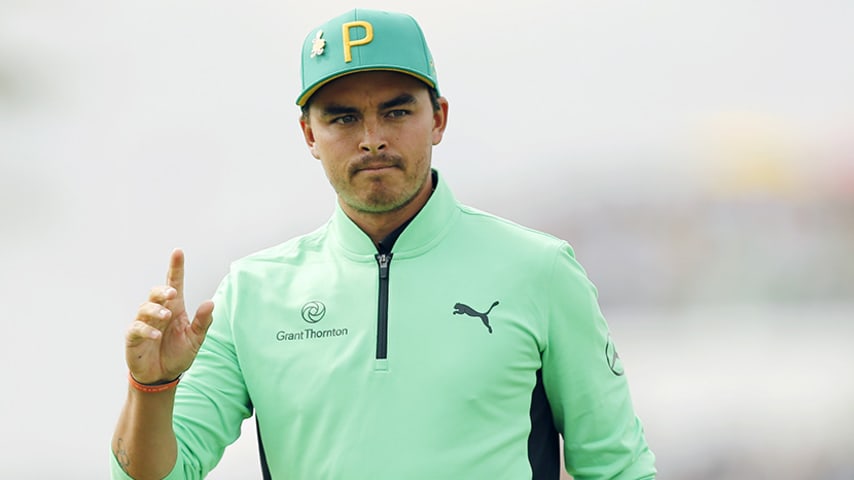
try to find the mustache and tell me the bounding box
[349,154,403,175]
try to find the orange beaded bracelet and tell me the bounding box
[128,372,182,393]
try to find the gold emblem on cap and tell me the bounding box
[310,30,326,58]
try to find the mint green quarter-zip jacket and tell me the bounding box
[111,171,655,479]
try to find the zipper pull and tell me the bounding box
[376,253,392,279]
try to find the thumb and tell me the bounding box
[189,300,215,345]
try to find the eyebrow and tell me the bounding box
[318,93,418,117]
[378,93,417,111]
[319,104,360,117]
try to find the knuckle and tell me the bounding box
[136,302,167,322]
[148,285,167,301]
[126,321,147,339]
[137,301,154,316]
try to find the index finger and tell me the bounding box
[166,248,185,295]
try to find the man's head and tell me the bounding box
[297,9,448,228]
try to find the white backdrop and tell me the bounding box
[1,1,852,478]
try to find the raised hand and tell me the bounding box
[125,249,214,385]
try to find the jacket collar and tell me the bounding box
[330,169,459,261]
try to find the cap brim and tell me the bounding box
[296,67,436,106]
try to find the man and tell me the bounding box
[111,8,656,480]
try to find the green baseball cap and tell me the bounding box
[296,9,439,106]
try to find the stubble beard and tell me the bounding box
[341,154,428,215]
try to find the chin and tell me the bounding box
[352,190,414,214]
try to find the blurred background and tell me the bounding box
[1,0,852,478]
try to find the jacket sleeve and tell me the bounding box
[110,272,253,480]
[541,243,656,480]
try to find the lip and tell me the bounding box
[356,164,396,173]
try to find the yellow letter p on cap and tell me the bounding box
[342,21,374,62]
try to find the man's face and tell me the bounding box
[300,71,448,215]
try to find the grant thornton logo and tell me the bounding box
[301,301,326,323]
[277,300,348,342]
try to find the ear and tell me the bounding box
[299,114,321,160]
[431,96,449,146]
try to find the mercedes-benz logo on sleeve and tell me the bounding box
[301,301,326,323]
[605,335,625,376]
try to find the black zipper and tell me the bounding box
[375,252,392,360]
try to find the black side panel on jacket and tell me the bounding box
[528,368,560,479]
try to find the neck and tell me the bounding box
[341,176,434,245]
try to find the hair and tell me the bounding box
[301,85,441,119]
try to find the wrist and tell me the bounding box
[128,372,182,393]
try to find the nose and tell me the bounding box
[359,120,387,154]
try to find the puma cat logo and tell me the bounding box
[453,301,499,334]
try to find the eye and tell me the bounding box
[332,114,357,125]
[386,109,410,119]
